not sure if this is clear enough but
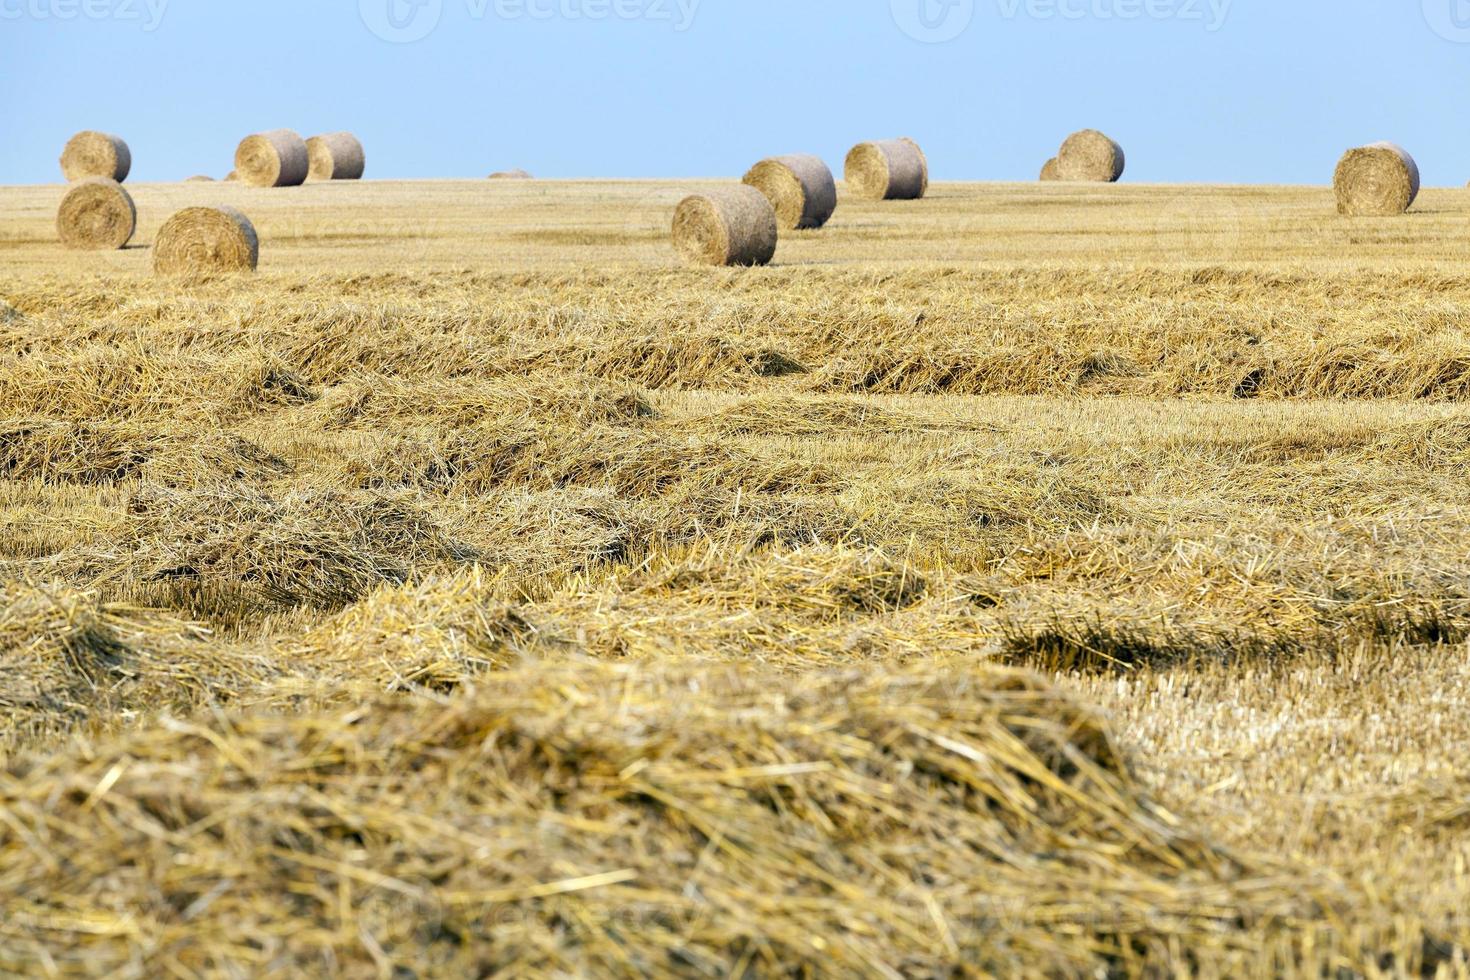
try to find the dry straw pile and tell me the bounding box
[1040,157,1061,181]
[55,178,135,250]
[184,175,215,182]
[152,206,259,275]
[0,657,1414,977]
[742,154,838,230]
[672,186,778,267]
[306,131,366,181]
[1334,142,1420,216]
[844,138,928,200]
[233,128,309,187]
[224,170,239,182]
[58,131,130,182]
[489,169,534,179]
[1056,129,1126,182]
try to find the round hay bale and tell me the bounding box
[1040,157,1061,181]
[185,175,215,182]
[56,178,136,250]
[742,154,838,230]
[671,186,778,267]
[306,132,366,181]
[1057,130,1125,182]
[1334,142,1421,216]
[489,169,534,180]
[60,131,131,183]
[225,170,239,182]
[233,129,309,188]
[153,206,259,275]
[844,138,928,201]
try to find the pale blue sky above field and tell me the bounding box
[1,0,1467,185]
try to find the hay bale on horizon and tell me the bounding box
[153,206,259,275]
[1057,130,1125,182]
[60,131,131,183]
[671,186,777,267]
[1040,158,1061,181]
[234,129,308,188]
[224,170,239,182]
[844,138,928,201]
[56,178,136,250]
[305,132,366,181]
[742,154,837,231]
[1334,142,1420,216]
[489,169,534,180]
[184,175,215,182]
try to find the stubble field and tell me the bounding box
[2,177,1470,976]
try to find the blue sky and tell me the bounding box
[2,0,1467,185]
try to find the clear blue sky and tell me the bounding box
[2,0,1467,185]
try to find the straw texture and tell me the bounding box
[55,178,136,250]
[844,138,928,200]
[306,132,366,181]
[1041,158,1061,181]
[152,206,259,275]
[672,186,778,267]
[234,129,309,188]
[1334,142,1421,216]
[59,131,131,183]
[743,154,838,230]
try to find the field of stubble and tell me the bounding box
[2,178,1470,976]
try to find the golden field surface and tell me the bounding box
[3,178,1470,976]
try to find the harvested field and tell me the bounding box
[3,178,1470,975]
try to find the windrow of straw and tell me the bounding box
[2,654,1444,977]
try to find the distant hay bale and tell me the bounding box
[185,175,214,182]
[59,131,131,183]
[56,178,136,250]
[1040,158,1061,181]
[1334,142,1420,216]
[742,154,838,230]
[489,169,534,180]
[233,129,308,188]
[305,132,365,181]
[153,206,259,275]
[225,171,239,182]
[671,186,778,267]
[844,138,928,200]
[1057,130,1125,182]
